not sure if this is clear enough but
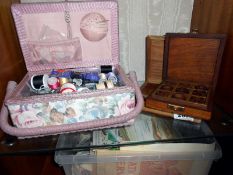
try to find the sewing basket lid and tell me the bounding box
[163,33,226,85]
[11,1,119,72]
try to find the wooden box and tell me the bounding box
[141,36,164,98]
[143,33,226,120]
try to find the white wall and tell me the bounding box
[21,0,194,81]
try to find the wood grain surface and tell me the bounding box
[0,0,27,109]
[145,36,164,84]
[191,0,233,115]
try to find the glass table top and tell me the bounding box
[1,106,231,156]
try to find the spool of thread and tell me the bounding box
[101,65,112,73]
[70,72,83,79]
[73,78,83,86]
[106,80,114,89]
[61,71,72,78]
[107,72,118,84]
[60,83,76,94]
[96,82,106,90]
[85,72,99,82]
[48,77,60,90]
[30,74,49,90]
[50,69,59,77]
[85,83,96,90]
[59,77,69,86]
[98,73,107,83]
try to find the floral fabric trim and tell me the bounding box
[8,92,135,128]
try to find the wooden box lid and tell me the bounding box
[163,33,226,85]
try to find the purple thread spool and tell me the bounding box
[107,72,118,84]
[50,69,59,77]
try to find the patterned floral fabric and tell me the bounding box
[8,92,135,128]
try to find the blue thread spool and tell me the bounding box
[61,71,72,78]
[85,72,99,82]
[71,72,85,80]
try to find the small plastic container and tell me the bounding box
[55,134,221,175]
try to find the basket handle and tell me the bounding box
[0,72,144,138]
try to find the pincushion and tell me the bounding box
[80,12,108,42]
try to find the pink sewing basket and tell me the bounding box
[0,0,143,138]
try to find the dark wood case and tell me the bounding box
[143,33,226,120]
[141,36,164,98]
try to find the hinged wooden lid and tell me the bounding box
[163,33,226,85]
[11,1,119,72]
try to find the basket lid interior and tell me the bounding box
[163,33,226,85]
[11,1,119,72]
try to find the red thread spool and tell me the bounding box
[60,83,76,94]
[48,77,60,90]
